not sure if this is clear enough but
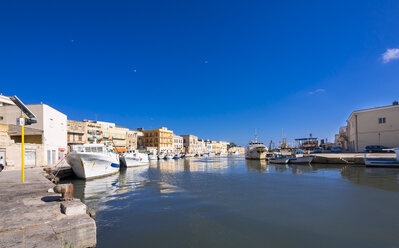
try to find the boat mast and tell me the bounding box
[254,128,258,143]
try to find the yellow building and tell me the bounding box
[142,127,174,152]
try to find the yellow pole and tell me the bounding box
[21,119,24,183]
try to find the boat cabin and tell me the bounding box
[71,144,107,153]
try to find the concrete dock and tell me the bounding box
[0,168,96,248]
[312,153,396,165]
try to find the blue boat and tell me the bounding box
[365,148,399,167]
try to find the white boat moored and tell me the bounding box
[66,144,120,179]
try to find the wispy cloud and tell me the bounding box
[308,89,325,95]
[382,48,399,63]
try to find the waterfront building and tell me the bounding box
[334,126,348,151]
[126,130,140,150]
[0,103,67,167]
[141,127,174,152]
[181,135,199,154]
[83,120,104,144]
[197,139,208,154]
[219,141,229,153]
[347,101,399,152]
[173,135,184,153]
[211,141,221,153]
[205,139,212,152]
[67,120,86,146]
[106,126,128,152]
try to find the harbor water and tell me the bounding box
[63,156,399,248]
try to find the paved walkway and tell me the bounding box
[0,168,96,248]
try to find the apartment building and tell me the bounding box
[347,101,399,152]
[141,127,174,152]
[173,135,184,153]
[181,134,198,154]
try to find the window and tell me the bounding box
[378,117,386,124]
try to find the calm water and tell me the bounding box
[64,156,399,248]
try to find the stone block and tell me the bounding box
[61,200,87,216]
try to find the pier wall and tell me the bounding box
[0,168,96,248]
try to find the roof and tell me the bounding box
[295,138,318,141]
[0,95,14,105]
[348,103,399,121]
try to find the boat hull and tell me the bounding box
[289,156,314,164]
[67,152,120,179]
[245,147,267,160]
[120,154,149,168]
[269,158,290,164]
[365,158,399,167]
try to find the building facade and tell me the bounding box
[67,120,86,146]
[347,102,399,152]
[141,127,174,152]
[181,135,198,154]
[173,135,184,153]
[0,103,67,166]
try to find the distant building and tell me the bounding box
[210,141,228,154]
[0,103,67,167]
[173,135,184,153]
[347,101,399,152]
[141,127,174,152]
[181,135,198,154]
[334,126,348,151]
[197,139,207,154]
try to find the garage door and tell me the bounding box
[25,150,36,167]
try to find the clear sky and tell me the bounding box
[1,0,399,146]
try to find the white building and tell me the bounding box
[0,103,67,166]
[173,135,184,153]
[197,139,208,154]
[347,101,399,152]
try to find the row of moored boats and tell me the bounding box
[245,135,399,166]
[66,144,230,179]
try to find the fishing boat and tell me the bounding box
[165,153,174,159]
[66,144,120,179]
[120,150,149,168]
[148,153,158,160]
[158,153,165,159]
[289,150,314,164]
[245,133,268,160]
[365,148,399,167]
[173,154,180,159]
[180,153,186,158]
[269,153,290,164]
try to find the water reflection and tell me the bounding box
[62,156,399,248]
[341,165,399,192]
[245,159,399,192]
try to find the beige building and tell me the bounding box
[67,120,86,146]
[0,103,67,167]
[173,135,184,153]
[126,130,140,150]
[334,126,348,151]
[181,135,198,154]
[141,127,174,152]
[347,101,399,152]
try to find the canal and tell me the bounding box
[64,156,399,248]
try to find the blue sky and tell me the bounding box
[1,0,399,146]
